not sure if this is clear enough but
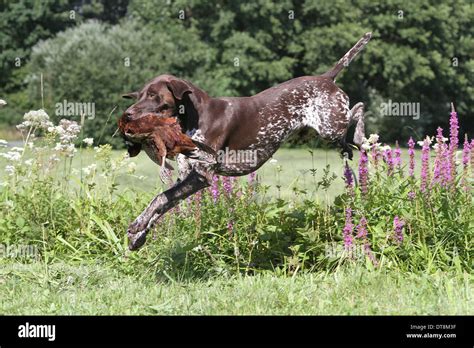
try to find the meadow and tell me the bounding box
[0,109,472,315]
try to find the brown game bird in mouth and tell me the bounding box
[118,113,215,185]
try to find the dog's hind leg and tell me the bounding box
[350,102,365,147]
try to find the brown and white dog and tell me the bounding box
[120,32,372,250]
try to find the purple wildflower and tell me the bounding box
[231,177,242,198]
[248,171,257,184]
[371,145,381,169]
[356,217,368,238]
[432,127,447,186]
[394,141,402,170]
[355,217,378,265]
[343,161,353,191]
[407,137,415,177]
[342,208,354,250]
[471,139,474,177]
[227,220,234,236]
[222,176,233,197]
[382,146,394,176]
[462,135,471,191]
[449,104,459,153]
[407,191,416,200]
[358,150,369,196]
[194,189,202,205]
[420,137,431,193]
[210,175,220,202]
[393,216,405,244]
[448,105,459,184]
[247,171,257,196]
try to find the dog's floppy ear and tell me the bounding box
[167,79,192,100]
[122,92,139,99]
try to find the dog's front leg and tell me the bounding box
[127,169,211,250]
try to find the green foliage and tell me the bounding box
[0,0,129,126]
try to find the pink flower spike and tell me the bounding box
[393,216,405,244]
[394,141,402,169]
[343,161,354,191]
[420,137,431,193]
[407,137,415,177]
[342,208,354,250]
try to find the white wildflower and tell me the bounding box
[269,158,278,164]
[17,109,53,131]
[0,151,21,162]
[192,245,203,252]
[83,138,94,146]
[5,165,15,176]
[0,99,7,107]
[24,159,33,166]
[50,119,81,144]
[0,139,7,147]
[417,136,433,147]
[54,142,76,157]
[82,164,97,176]
[379,145,391,152]
[367,134,379,144]
[127,161,137,174]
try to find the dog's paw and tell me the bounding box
[127,219,149,250]
[128,229,147,251]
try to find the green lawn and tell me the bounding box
[1,262,471,315]
[75,145,421,200]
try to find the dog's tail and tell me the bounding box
[322,32,372,81]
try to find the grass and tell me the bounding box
[0,125,21,141]
[61,146,419,200]
[67,146,347,199]
[1,261,471,315]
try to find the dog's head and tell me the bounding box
[119,74,206,157]
[120,74,205,122]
